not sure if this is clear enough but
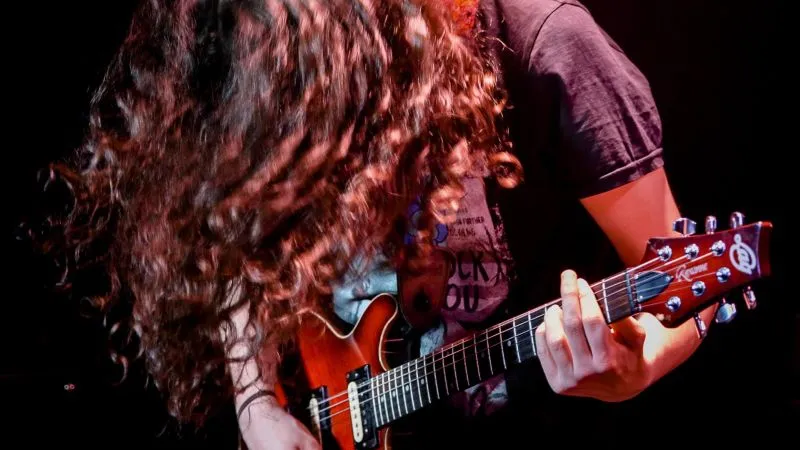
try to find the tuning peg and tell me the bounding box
[715,297,737,324]
[730,211,745,228]
[673,218,697,236]
[693,313,708,339]
[705,216,718,234]
[742,285,757,310]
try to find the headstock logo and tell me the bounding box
[676,263,708,282]
[730,234,757,275]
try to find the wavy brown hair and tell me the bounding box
[27,0,521,427]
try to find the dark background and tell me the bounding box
[1,0,796,448]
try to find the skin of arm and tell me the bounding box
[534,168,717,402]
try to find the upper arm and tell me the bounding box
[580,167,681,266]
[527,4,665,199]
[522,5,674,263]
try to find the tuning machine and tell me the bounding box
[730,211,745,228]
[715,297,737,324]
[673,218,697,236]
[705,216,717,234]
[742,285,757,310]
[693,313,708,339]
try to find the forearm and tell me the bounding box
[221,303,319,450]
[220,297,278,420]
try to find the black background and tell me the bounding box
[1,0,796,448]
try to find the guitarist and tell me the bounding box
[329,0,719,448]
[29,0,717,449]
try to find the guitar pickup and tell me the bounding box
[346,365,378,449]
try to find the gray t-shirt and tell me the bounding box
[332,0,664,421]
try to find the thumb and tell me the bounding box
[610,316,647,348]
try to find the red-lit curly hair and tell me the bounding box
[27,0,521,427]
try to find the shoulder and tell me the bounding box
[481,0,619,70]
[534,1,622,55]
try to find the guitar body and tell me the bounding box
[276,294,399,450]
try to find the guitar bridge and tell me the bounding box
[346,365,378,449]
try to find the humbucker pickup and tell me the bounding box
[346,365,378,449]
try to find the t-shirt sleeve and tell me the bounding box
[527,4,665,198]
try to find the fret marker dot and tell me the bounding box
[405,386,410,391]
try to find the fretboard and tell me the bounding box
[368,269,643,427]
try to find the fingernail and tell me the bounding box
[562,269,576,281]
[577,278,590,293]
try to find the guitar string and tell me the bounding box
[321,325,545,426]
[364,249,714,396]
[303,254,668,410]
[308,249,720,413]
[322,266,730,428]
[362,266,721,400]
[321,272,713,426]
[309,252,713,409]
[312,267,723,418]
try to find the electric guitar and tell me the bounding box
[274,213,773,449]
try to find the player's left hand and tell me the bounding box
[534,269,654,402]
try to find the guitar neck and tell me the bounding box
[369,267,649,427]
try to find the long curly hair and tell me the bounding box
[26,0,521,427]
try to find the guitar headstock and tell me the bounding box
[634,212,772,336]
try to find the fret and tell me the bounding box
[462,341,470,386]
[516,315,535,361]
[379,373,389,424]
[504,321,519,365]
[396,365,405,416]
[384,372,392,424]
[420,355,431,405]
[381,371,388,422]
[384,373,391,424]
[431,352,441,400]
[371,377,380,428]
[497,324,508,370]
[396,366,404,416]
[388,369,397,421]
[601,279,611,323]
[406,363,414,413]
[463,338,481,386]
[395,365,406,416]
[485,329,494,374]
[624,269,635,312]
[436,349,447,397]
[450,342,470,393]
[405,363,415,412]
[527,312,536,357]
[474,336,481,380]
[413,359,423,410]
[512,317,521,363]
[449,346,458,392]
